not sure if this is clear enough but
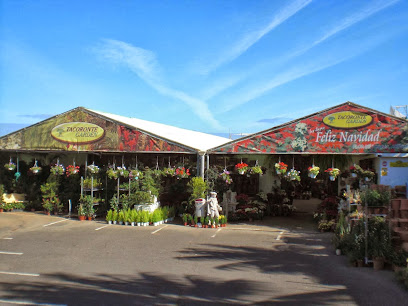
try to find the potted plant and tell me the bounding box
[368,217,392,270]
[175,166,190,179]
[219,169,233,185]
[42,199,54,215]
[362,169,375,182]
[325,168,340,181]
[50,163,65,175]
[118,210,125,225]
[287,169,301,181]
[66,165,80,177]
[194,215,198,227]
[163,167,176,177]
[30,165,42,174]
[235,162,249,175]
[106,210,113,224]
[308,166,320,179]
[4,160,16,171]
[117,166,129,178]
[107,167,119,180]
[112,210,118,224]
[87,163,100,174]
[130,169,142,180]
[77,204,86,221]
[250,166,263,175]
[275,162,288,175]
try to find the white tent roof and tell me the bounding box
[87,108,230,152]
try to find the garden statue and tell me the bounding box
[207,191,222,219]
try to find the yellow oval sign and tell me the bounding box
[323,111,373,129]
[51,122,105,144]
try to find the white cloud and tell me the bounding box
[197,0,312,75]
[95,39,223,130]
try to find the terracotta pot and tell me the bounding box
[184,222,188,226]
[87,216,92,221]
[78,215,86,221]
[45,211,51,216]
[0,208,3,213]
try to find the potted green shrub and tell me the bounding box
[194,215,198,227]
[106,210,113,224]
[368,217,391,270]
[118,210,125,225]
[77,204,86,221]
[112,210,118,224]
[182,213,188,226]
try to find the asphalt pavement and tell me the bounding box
[0,211,407,305]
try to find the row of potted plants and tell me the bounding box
[105,206,176,226]
[234,163,263,175]
[0,201,26,212]
[182,213,227,228]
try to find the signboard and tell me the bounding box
[323,111,373,129]
[212,103,408,154]
[51,122,105,144]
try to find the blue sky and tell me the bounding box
[1,0,407,137]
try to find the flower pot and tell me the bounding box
[119,221,123,225]
[0,208,3,213]
[137,222,141,226]
[131,222,135,226]
[309,173,317,179]
[113,221,117,225]
[329,176,336,181]
[335,249,341,256]
[108,220,112,225]
[351,173,357,178]
[364,177,370,182]
[87,216,92,221]
[78,215,86,221]
[46,211,51,216]
[373,257,385,270]
[125,222,129,226]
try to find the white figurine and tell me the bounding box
[207,191,222,219]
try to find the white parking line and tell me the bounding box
[3,237,13,240]
[0,299,66,306]
[276,231,285,240]
[0,251,23,255]
[95,224,109,231]
[43,219,69,227]
[152,224,168,234]
[211,228,222,238]
[0,271,39,277]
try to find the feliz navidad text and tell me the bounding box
[311,128,381,143]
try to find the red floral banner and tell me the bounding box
[211,103,408,154]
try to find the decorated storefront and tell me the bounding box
[207,102,408,220]
[0,107,229,213]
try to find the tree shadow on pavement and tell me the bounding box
[0,271,266,305]
[175,233,408,306]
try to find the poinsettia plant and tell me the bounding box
[235,162,248,174]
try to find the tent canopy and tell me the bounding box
[209,102,408,154]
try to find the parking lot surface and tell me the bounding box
[0,212,407,305]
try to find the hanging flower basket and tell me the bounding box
[4,162,16,171]
[235,162,248,175]
[275,162,288,175]
[30,166,42,174]
[50,164,65,175]
[287,169,301,181]
[219,170,233,185]
[250,166,263,175]
[163,167,176,177]
[308,166,320,179]
[175,166,190,179]
[362,169,375,181]
[129,169,142,180]
[107,168,119,180]
[66,165,80,177]
[87,164,100,174]
[325,168,340,181]
[117,166,129,178]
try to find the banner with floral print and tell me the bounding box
[0,108,195,153]
[210,103,408,154]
